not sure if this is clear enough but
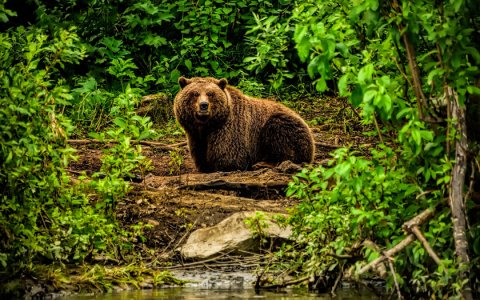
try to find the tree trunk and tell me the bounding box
[448,87,473,300]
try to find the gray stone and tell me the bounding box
[179,211,292,260]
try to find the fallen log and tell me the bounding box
[178,179,289,193]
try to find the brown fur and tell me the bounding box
[174,76,315,172]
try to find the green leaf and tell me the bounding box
[411,128,421,146]
[427,69,445,85]
[363,89,376,103]
[296,38,311,63]
[350,85,363,107]
[466,47,480,64]
[338,75,348,96]
[358,64,374,84]
[113,117,127,129]
[315,77,327,92]
[467,85,480,95]
[451,0,464,12]
[307,56,319,78]
[185,59,192,71]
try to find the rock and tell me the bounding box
[179,211,292,260]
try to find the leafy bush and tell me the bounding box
[284,0,480,297]
[0,24,151,281]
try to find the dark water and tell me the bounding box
[65,287,379,300]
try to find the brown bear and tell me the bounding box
[173,76,315,172]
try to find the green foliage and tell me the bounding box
[30,264,184,293]
[284,0,480,297]
[0,19,155,284]
[0,26,100,273]
[243,13,295,89]
[168,150,184,176]
[244,211,270,245]
[286,146,453,294]
[6,0,308,132]
[1,0,479,298]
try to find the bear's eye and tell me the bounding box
[192,91,200,97]
[206,92,214,97]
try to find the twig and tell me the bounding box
[391,0,427,119]
[392,56,413,87]
[326,252,353,259]
[409,226,442,265]
[400,26,428,119]
[386,256,402,300]
[373,113,384,144]
[415,190,434,200]
[67,169,84,176]
[402,208,443,265]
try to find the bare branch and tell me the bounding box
[357,207,435,276]
[387,256,403,300]
[410,226,442,265]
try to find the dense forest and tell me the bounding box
[1,0,479,299]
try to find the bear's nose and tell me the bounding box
[199,102,209,111]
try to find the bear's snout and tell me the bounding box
[199,101,209,111]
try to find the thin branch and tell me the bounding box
[386,256,403,300]
[357,207,435,275]
[410,226,442,265]
[327,252,353,259]
[392,56,413,88]
[391,0,428,119]
[373,113,384,144]
[357,234,416,276]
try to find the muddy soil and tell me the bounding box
[68,96,375,263]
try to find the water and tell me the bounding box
[65,287,379,300]
[62,271,379,299]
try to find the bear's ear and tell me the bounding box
[218,78,228,90]
[178,76,190,89]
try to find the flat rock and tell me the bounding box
[179,211,292,260]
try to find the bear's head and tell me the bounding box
[174,77,230,130]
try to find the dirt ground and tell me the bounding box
[68,96,375,262]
